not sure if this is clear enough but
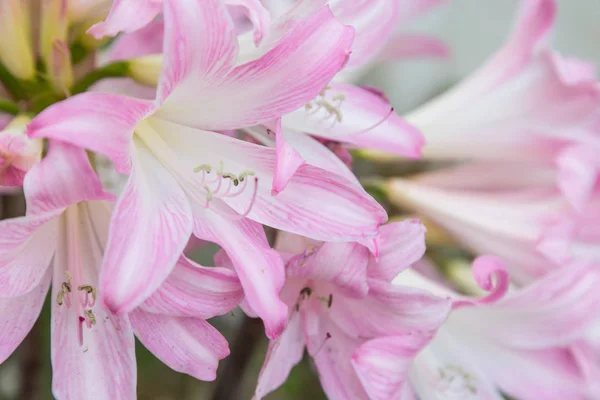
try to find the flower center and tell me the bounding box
[434,364,478,398]
[304,85,346,126]
[193,160,259,219]
[56,269,98,346]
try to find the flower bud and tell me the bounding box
[0,0,36,81]
[128,54,161,87]
[47,40,74,95]
[40,0,68,65]
[0,115,42,186]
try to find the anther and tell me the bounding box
[84,310,96,326]
[78,285,97,308]
[193,164,212,174]
[300,287,312,297]
[238,170,255,182]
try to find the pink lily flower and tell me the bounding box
[0,142,242,399]
[27,0,386,339]
[387,160,600,282]
[393,259,600,399]
[387,0,600,211]
[250,221,452,399]
[0,115,42,187]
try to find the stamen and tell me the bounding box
[235,177,258,218]
[238,170,255,182]
[78,285,97,308]
[345,107,394,137]
[84,310,96,327]
[313,332,332,357]
[193,164,212,174]
[203,184,213,208]
[78,316,85,346]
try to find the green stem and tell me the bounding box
[0,98,19,115]
[0,64,27,100]
[71,61,130,95]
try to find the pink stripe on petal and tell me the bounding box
[27,93,153,174]
[130,311,229,381]
[100,144,193,313]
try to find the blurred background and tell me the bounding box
[1,0,599,398]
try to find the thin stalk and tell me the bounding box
[0,98,19,115]
[71,61,130,95]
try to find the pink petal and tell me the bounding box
[193,210,287,339]
[452,256,510,309]
[140,256,243,318]
[87,0,162,39]
[287,241,370,298]
[301,300,369,399]
[556,144,600,211]
[155,0,238,105]
[0,213,58,296]
[330,0,400,68]
[255,313,305,399]
[106,19,164,62]
[482,261,600,348]
[100,144,194,313]
[26,93,153,174]
[226,0,271,46]
[283,83,424,158]
[368,220,427,282]
[246,124,358,197]
[377,33,450,61]
[351,334,431,400]
[157,5,355,130]
[51,272,135,400]
[330,279,451,338]
[152,118,387,242]
[271,119,305,195]
[130,311,229,381]
[23,141,114,215]
[0,275,50,363]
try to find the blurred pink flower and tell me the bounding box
[0,142,242,399]
[395,259,600,400]
[0,116,42,187]
[398,0,600,211]
[249,221,451,400]
[27,0,386,339]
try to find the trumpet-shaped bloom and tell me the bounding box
[386,162,600,283]
[0,142,241,400]
[28,0,386,338]
[0,115,42,187]
[379,0,600,211]
[252,221,451,400]
[394,259,600,400]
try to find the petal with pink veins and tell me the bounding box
[130,311,229,381]
[87,0,162,39]
[283,83,424,158]
[0,274,50,363]
[329,0,400,68]
[140,256,243,318]
[51,221,136,400]
[192,208,287,339]
[156,6,355,130]
[330,279,451,338]
[368,220,427,282]
[150,118,387,242]
[155,0,238,105]
[302,300,369,400]
[100,142,193,313]
[26,93,153,174]
[255,313,305,399]
[24,141,114,214]
[287,241,370,298]
[0,213,58,296]
[352,334,431,400]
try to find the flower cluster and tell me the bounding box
[0,0,598,399]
